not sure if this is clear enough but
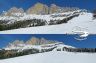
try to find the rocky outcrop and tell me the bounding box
[26,37,52,45]
[26,3,49,15]
[49,4,59,14]
[26,37,40,45]
[26,3,60,14]
[7,40,24,47]
[5,7,24,16]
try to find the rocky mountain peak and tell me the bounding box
[6,40,24,48]
[49,4,59,14]
[5,7,24,16]
[26,2,49,15]
[12,40,24,44]
[6,37,58,48]
[26,37,40,45]
[1,2,80,16]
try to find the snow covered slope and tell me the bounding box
[0,13,96,34]
[0,51,96,63]
[0,43,96,63]
[0,11,76,24]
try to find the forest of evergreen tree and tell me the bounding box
[0,46,96,59]
[0,47,57,59]
[0,14,79,31]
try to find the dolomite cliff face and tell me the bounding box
[26,3,49,15]
[2,2,80,16]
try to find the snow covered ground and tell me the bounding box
[0,13,96,34]
[0,51,96,63]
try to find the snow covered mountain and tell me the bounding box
[0,8,82,32]
[0,3,95,34]
[3,37,64,50]
[0,10,81,24]
[0,45,96,63]
[0,12,96,34]
[0,38,96,63]
[0,3,84,30]
[1,3,80,15]
[0,3,89,32]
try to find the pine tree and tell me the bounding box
[93,9,96,19]
[0,24,4,31]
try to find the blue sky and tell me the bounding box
[0,0,95,13]
[0,34,96,48]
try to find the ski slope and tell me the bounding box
[0,51,96,63]
[0,13,96,34]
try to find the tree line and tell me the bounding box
[57,47,96,53]
[93,9,96,19]
[0,46,56,59]
[0,14,79,31]
[1,10,96,31]
[0,48,39,59]
[0,19,46,31]
[49,14,79,25]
